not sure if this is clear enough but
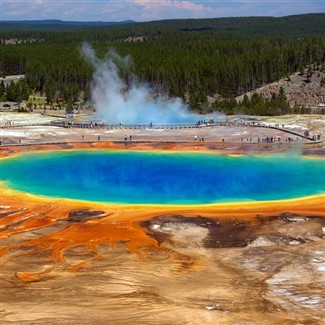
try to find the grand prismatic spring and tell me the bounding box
[1,139,325,325]
[1,150,325,204]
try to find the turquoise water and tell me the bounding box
[1,150,325,204]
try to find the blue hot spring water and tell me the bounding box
[1,151,325,204]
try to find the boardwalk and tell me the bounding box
[4,119,320,141]
[1,118,322,147]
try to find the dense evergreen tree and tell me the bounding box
[212,89,295,116]
[0,81,5,100]
[1,16,324,114]
[4,80,29,102]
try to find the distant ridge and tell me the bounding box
[2,19,135,25]
[1,19,136,31]
[1,13,324,36]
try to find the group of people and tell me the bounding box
[312,134,322,141]
[3,121,14,125]
[124,135,133,143]
[89,121,106,128]
[194,135,205,142]
[239,136,307,143]
[196,119,215,126]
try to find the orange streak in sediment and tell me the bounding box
[0,184,160,281]
[1,142,325,282]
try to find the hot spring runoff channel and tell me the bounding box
[1,151,325,204]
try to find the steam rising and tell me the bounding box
[81,43,220,124]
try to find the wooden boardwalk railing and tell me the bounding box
[0,120,321,143]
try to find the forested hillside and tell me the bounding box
[1,14,325,115]
[2,13,324,36]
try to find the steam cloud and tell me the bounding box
[81,43,221,124]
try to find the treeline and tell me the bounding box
[213,89,324,115]
[1,17,325,115]
[211,87,292,115]
[0,79,30,102]
[119,37,325,99]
